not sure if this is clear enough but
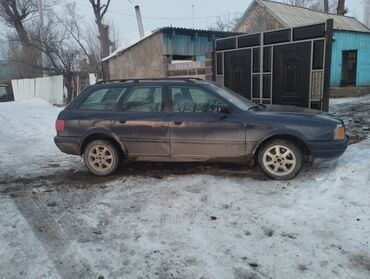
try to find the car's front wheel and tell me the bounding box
[258,139,303,180]
[83,139,120,176]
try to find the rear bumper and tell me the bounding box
[308,135,349,160]
[54,136,80,155]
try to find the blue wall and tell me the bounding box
[331,31,370,87]
[162,33,214,57]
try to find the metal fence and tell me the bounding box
[11,75,65,105]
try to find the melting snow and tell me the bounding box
[0,98,369,278]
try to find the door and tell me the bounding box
[168,85,245,160]
[224,49,252,99]
[272,42,311,107]
[112,86,170,158]
[341,50,357,86]
[73,86,127,138]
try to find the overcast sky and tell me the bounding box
[73,0,365,47]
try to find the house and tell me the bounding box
[234,0,370,94]
[102,27,238,81]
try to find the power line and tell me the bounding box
[73,1,240,21]
[109,10,240,20]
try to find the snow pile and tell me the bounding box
[0,99,81,179]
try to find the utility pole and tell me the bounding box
[192,4,195,29]
[324,0,329,13]
[364,0,370,28]
[38,0,46,77]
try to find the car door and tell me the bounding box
[168,85,246,160]
[66,86,128,138]
[112,85,170,159]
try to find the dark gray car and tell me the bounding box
[54,79,348,180]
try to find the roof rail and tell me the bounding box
[95,77,204,85]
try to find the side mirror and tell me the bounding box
[218,105,231,115]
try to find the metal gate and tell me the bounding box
[215,20,333,111]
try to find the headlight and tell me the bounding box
[334,124,345,140]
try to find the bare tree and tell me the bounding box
[280,0,339,13]
[337,0,346,15]
[208,14,241,32]
[283,0,307,5]
[0,0,34,51]
[0,0,117,99]
[42,1,100,100]
[0,0,121,97]
[47,1,119,99]
[88,0,112,79]
[0,0,39,76]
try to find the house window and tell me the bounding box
[341,50,357,86]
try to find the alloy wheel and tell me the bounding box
[87,144,114,172]
[262,145,297,176]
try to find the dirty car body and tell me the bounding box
[54,79,348,179]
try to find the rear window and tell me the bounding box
[79,87,126,110]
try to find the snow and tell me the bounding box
[0,98,370,278]
[0,98,81,180]
[330,94,370,105]
[102,29,160,62]
[330,95,370,143]
[77,143,370,278]
[0,198,60,278]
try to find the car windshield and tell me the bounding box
[205,82,256,111]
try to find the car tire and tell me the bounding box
[83,139,121,176]
[258,139,303,180]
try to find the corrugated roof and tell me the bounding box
[237,0,370,33]
[102,27,239,62]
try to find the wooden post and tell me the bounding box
[323,19,333,112]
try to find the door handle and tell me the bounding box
[173,121,182,125]
[119,120,126,124]
[219,114,228,120]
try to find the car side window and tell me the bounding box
[123,87,163,112]
[170,86,226,113]
[79,87,126,110]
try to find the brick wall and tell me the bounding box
[167,52,214,80]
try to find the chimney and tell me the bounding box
[135,5,145,38]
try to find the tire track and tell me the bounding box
[11,189,96,279]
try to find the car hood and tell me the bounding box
[265,104,323,115]
[259,104,343,124]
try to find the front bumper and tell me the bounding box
[54,136,80,155]
[308,135,349,160]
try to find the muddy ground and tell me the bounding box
[330,96,370,144]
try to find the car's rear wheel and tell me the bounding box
[83,140,120,176]
[258,139,303,180]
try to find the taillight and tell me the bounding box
[55,119,64,132]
